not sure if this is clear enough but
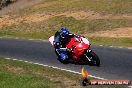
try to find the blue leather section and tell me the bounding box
[60,53,68,60]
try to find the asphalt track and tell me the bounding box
[0,38,132,81]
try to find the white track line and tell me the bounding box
[128,86,132,88]
[5,58,132,88]
[99,45,103,46]
[2,37,131,87]
[128,48,132,50]
[4,57,106,80]
[109,46,114,48]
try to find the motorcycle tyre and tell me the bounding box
[87,51,100,67]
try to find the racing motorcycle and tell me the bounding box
[49,35,100,66]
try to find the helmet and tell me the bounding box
[60,27,69,37]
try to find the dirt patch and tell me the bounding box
[68,11,132,20]
[0,0,132,27]
[1,11,132,26]
[4,64,26,74]
[48,75,81,88]
[63,11,132,20]
[0,13,54,26]
[87,27,132,38]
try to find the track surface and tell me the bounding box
[0,38,132,81]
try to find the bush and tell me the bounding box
[0,0,17,9]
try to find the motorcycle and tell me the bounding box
[49,35,100,66]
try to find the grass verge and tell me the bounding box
[0,57,126,88]
[0,57,80,88]
[0,16,132,47]
[17,0,132,15]
[89,37,132,48]
[0,0,132,47]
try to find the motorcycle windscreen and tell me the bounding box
[81,37,90,45]
[49,36,54,45]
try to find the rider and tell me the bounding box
[54,27,76,61]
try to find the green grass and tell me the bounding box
[0,16,132,38]
[0,57,126,88]
[0,72,57,88]
[0,0,132,47]
[89,37,132,47]
[17,0,132,15]
[0,57,79,88]
[0,1,131,87]
[0,16,132,47]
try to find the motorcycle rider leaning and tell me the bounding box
[54,27,76,62]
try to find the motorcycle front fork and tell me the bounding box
[84,49,92,62]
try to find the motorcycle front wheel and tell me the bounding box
[87,51,100,66]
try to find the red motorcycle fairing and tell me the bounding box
[49,35,100,66]
[66,36,90,61]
